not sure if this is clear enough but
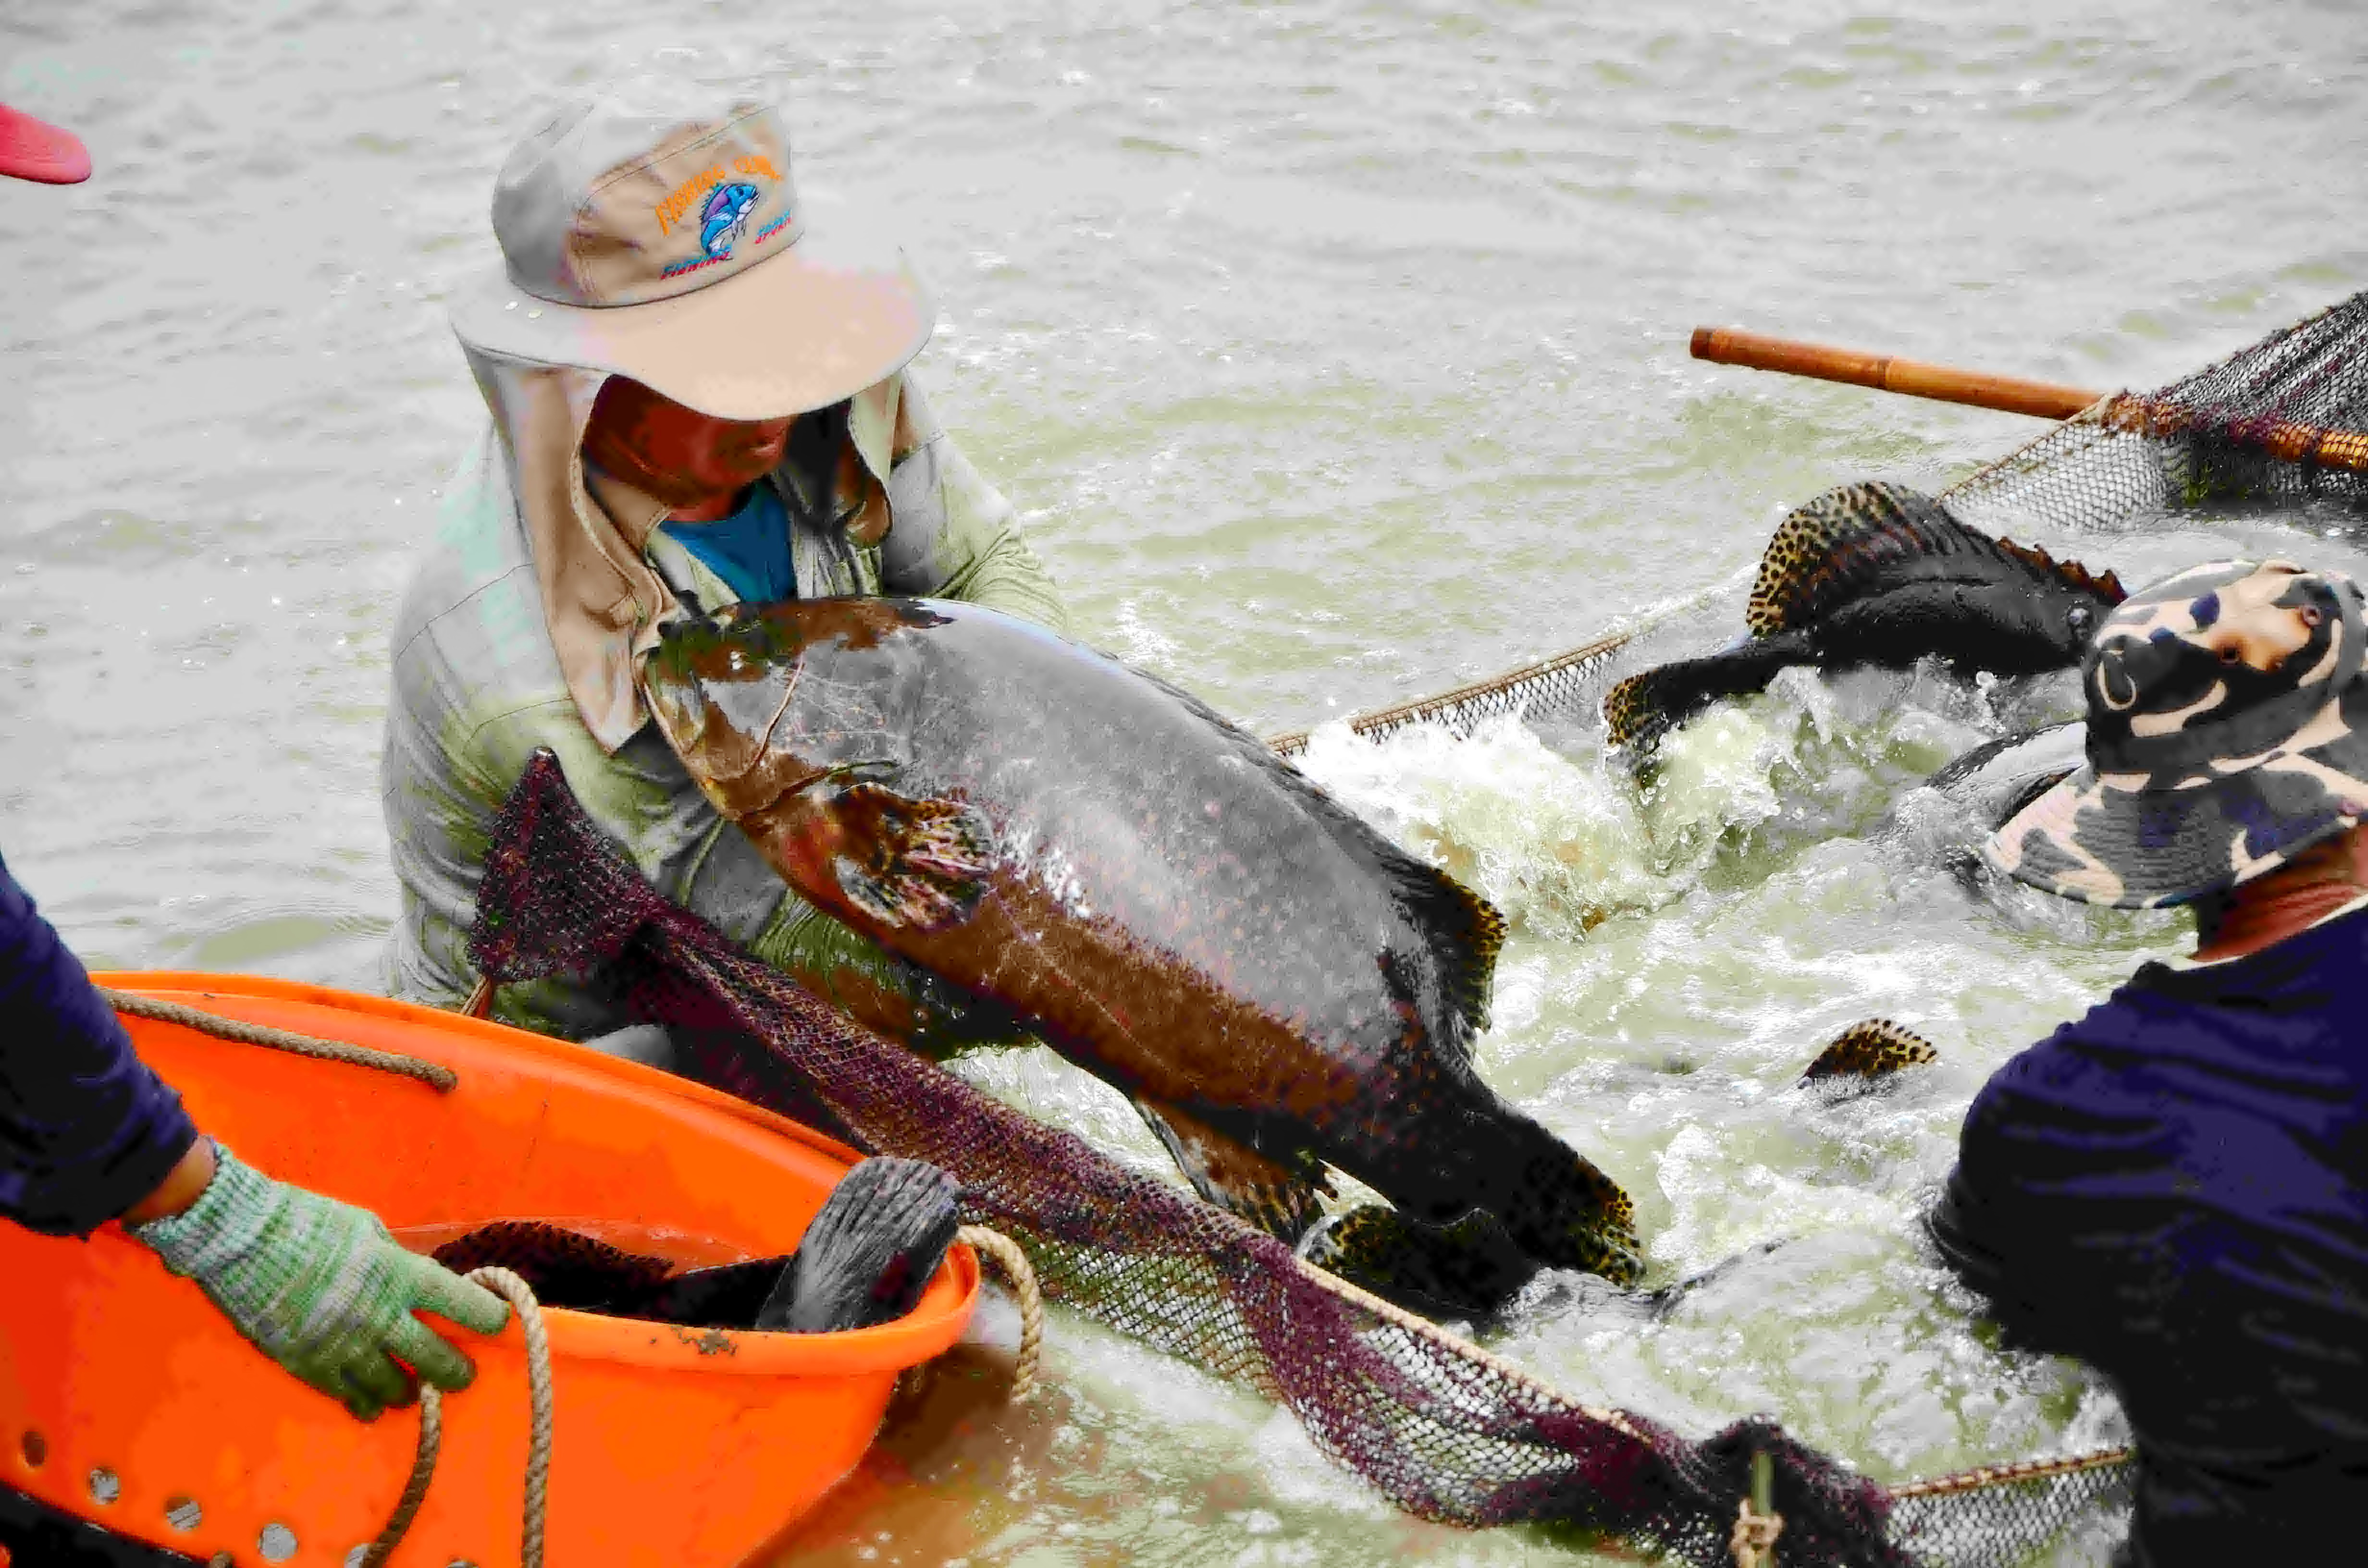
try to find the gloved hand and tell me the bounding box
[128,1144,510,1420]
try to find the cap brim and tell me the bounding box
[448,203,933,420]
[0,104,92,185]
[1986,688,2368,908]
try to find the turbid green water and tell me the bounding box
[6,2,2367,1563]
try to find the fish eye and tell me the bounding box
[2067,604,2095,635]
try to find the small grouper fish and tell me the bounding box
[1603,481,2124,752]
[643,597,1643,1287]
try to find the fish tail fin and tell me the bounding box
[1602,635,1813,751]
[759,1157,963,1333]
[1800,1018,1937,1082]
[1386,1088,1643,1285]
[1488,1130,1643,1285]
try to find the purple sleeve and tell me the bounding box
[0,851,197,1237]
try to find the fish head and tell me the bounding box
[643,598,957,818]
[643,606,810,815]
[1991,539,2127,662]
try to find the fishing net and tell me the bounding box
[1278,287,2368,755]
[1944,288,2368,535]
[1267,630,1634,758]
[464,750,2120,1568]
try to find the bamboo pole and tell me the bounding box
[1690,325,2099,420]
[1690,324,2368,477]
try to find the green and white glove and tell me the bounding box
[129,1146,510,1421]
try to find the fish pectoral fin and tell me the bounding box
[799,774,994,933]
[1602,633,1815,753]
[1800,1017,1937,1082]
[1133,1097,1330,1242]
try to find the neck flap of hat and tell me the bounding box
[456,338,911,753]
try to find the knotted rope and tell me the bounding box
[357,1267,552,1568]
[1730,1447,1782,1568]
[1730,1496,1783,1567]
[100,988,456,1092]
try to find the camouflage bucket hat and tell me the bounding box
[1989,558,2368,908]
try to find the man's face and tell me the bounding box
[582,376,796,516]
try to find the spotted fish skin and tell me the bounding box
[1299,1204,1542,1320]
[645,597,1641,1285]
[1800,1018,1938,1081]
[1604,482,2125,750]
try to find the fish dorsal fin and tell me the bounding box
[1137,668,1506,1040]
[1994,538,2129,605]
[1370,848,1507,1049]
[1745,481,1977,637]
[1800,1017,1938,1081]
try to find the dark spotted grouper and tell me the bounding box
[1603,482,2125,751]
[643,598,1641,1285]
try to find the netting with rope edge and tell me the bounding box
[468,749,2127,1568]
[1275,287,2368,757]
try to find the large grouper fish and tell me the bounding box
[1603,481,2125,751]
[643,597,1642,1286]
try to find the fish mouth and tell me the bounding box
[641,619,805,800]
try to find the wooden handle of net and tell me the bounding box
[1692,323,2368,476]
[1689,325,2101,421]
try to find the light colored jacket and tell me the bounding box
[381,364,1067,1040]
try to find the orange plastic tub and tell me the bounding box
[0,974,978,1568]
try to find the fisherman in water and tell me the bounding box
[382,85,1066,1044]
[0,108,507,1427]
[1930,559,2368,1567]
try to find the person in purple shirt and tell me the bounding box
[1,110,504,1425]
[1,854,507,1420]
[1931,559,2368,1568]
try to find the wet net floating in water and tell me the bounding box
[1274,287,2368,758]
[468,751,2119,1568]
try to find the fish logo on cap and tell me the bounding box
[698,181,761,262]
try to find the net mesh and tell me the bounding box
[1944,289,2368,534]
[1267,631,1635,757]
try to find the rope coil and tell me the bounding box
[358,1267,553,1568]
[101,988,457,1092]
[957,1225,1044,1400]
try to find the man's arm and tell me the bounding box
[0,851,197,1236]
[1928,1045,2180,1365]
[876,373,1069,634]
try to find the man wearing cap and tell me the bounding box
[1929,559,2368,1567]
[383,92,1066,1045]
